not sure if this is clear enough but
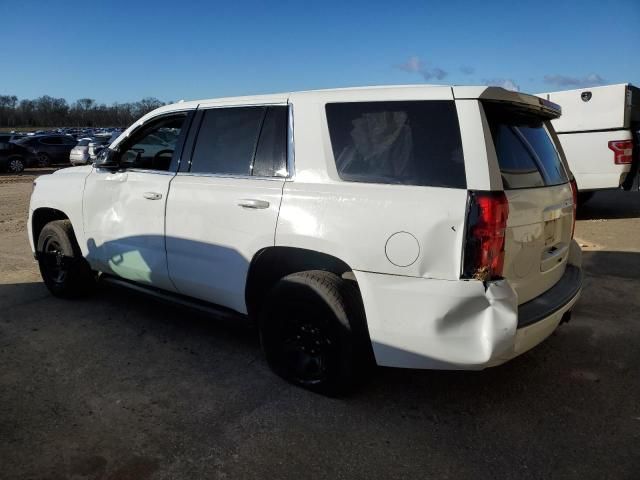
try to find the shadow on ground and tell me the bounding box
[577,189,640,220]
[1,250,639,479]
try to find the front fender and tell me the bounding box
[29,166,93,255]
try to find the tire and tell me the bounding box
[37,153,51,168]
[37,220,96,298]
[7,156,25,174]
[259,270,373,395]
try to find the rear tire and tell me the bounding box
[37,220,96,298]
[259,270,373,395]
[37,153,51,168]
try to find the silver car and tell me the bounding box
[88,134,116,161]
[69,137,93,165]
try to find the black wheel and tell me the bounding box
[7,156,25,173]
[37,152,51,167]
[37,220,96,298]
[259,270,373,395]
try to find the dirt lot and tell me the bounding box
[1,170,639,479]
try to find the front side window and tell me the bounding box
[118,113,187,171]
[325,101,466,188]
[484,102,568,189]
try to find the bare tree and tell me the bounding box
[0,94,166,128]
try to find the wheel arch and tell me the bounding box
[32,208,71,249]
[245,246,357,319]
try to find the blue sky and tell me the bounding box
[1,0,638,104]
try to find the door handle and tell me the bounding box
[237,199,270,209]
[143,192,163,200]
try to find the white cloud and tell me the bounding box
[543,74,606,88]
[483,78,520,91]
[396,56,448,82]
[397,56,424,73]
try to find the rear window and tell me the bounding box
[484,103,568,189]
[325,101,466,188]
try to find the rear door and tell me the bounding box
[483,102,574,304]
[165,104,288,314]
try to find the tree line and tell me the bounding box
[0,95,168,128]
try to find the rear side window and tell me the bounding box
[190,107,265,175]
[484,103,568,189]
[325,101,466,188]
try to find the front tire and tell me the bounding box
[259,270,373,395]
[37,220,96,298]
[7,156,25,173]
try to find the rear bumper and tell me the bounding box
[354,242,583,370]
[517,265,582,328]
[69,152,90,164]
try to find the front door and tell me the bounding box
[83,112,191,291]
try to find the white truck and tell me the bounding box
[537,83,639,204]
[29,85,582,395]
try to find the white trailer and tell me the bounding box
[537,83,639,203]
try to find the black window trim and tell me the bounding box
[180,102,291,180]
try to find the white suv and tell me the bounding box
[29,85,583,394]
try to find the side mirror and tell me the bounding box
[94,148,119,169]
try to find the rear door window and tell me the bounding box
[325,101,466,188]
[252,106,288,177]
[483,103,568,189]
[190,107,265,175]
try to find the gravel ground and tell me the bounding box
[1,172,639,479]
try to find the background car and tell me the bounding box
[88,134,114,161]
[0,139,33,173]
[69,137,94,165]
[13,134,77,167]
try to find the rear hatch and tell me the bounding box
[483,101,574,304]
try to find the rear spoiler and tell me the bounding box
[453,86,562,119]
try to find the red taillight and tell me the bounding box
[463,191,509,281]
[608,140,633,164]
[570,178,577,239]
